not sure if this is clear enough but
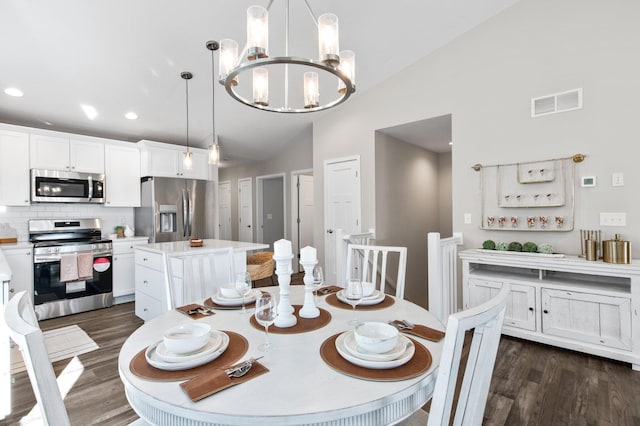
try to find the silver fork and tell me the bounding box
[224,356,263,378]
[388,321,412,330]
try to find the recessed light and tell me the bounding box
[125,112,138,120]
[4,87,23,97]
[81,104,98,120]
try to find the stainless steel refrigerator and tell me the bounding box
[135,177,216,243]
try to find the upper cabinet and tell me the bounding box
[139,140,210,181]
[30,135,105,174]
[104,144,141,207]
[0,130,30,206]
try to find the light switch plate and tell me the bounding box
[612,172,624,187]
[600,212,626,226]
[464,213,471,224]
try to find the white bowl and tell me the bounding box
[163,323,211,354]
[361,281,375,297]
[354,322,399,354]
[219,284,239,298]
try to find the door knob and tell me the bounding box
[327,229,334,234]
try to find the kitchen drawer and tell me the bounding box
[113,239,148,255]
[135,290,164,321]
[135,250,164,270]
[135,265,166,296]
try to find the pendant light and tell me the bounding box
[206,41,221,165]
[181,71,193,170]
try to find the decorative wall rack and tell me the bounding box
[472,154,585,232]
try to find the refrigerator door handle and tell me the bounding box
[182,189,189,238]
[188,189,194,238]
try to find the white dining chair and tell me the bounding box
[345,243,408,299]
[4,291,148,425]
[165,247,236,308]
[397,283,510,426]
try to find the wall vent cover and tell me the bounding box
[531,88,582,117]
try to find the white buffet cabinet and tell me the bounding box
[460,249,640,370]
[134,239,268,321]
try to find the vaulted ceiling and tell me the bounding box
[0,0,518,166]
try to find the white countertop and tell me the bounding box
[136,239,268,255]
[0,241,33,250]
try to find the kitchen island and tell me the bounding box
[134,239,268,321]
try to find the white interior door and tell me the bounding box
[218,180,232,240]
[324,157,361,284]
[292,172,314,271]
[238,178,253,242]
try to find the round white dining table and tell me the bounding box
[118,286,445,426]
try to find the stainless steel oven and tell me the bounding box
[29,219,113,320]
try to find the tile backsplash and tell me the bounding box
[0,204,135,241]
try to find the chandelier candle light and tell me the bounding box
[298,246,320,318]
[273,239,297,327]
[218,0,356,113]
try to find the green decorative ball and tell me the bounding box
[508,241,523,252]
[523,242,538,253]
[538,243,553,254]
[482,240,496,250]
[496,241,508,251]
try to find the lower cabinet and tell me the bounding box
[2,246,33,300]
[461,249,640,369]
[134,249,167,321]
[112,238,148,300]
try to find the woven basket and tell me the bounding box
[247,251,275,281]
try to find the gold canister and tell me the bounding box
[585,240,597,261]
[602,234,631,264]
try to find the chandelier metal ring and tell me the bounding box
[222,56,356,113]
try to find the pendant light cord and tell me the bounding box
[211,46,216,145]
[185,76,189,152]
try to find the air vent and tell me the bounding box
[531,88,582,117]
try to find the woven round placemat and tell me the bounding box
[129,331,248,381]
[249,305,332,334]
[325,293,395,310]
[320,333,432,381]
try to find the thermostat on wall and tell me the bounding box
[581,176,596,187]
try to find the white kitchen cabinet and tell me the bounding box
[134,249,167,321]
[112,237,148,300]
[104,144,141,207]
[461,249,640,370]
[139,140,210,180]
[30,134,104,173]
[2,246,33,299]
[0,130,30,206]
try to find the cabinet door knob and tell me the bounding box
[9,288,15,293]
[528,307,534,311]
[543,309,549,314]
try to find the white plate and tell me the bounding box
[343,331,411,362]
[154,330,224,363]
[145,331,230,371]
[335,331,415,369]
[336,289,385,306]
[212,288,262,306]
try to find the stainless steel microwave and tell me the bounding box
[31,169,105,203]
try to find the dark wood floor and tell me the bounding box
[5,299,640,425]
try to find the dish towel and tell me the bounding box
[60,254,79,282]
[77,253,94,280]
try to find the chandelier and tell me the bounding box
[218,0,356,113]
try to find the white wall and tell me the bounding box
[313,0,640,302]
[374,132,443,305]
[219,126,312,242]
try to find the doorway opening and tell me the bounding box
[256,173,286,250]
